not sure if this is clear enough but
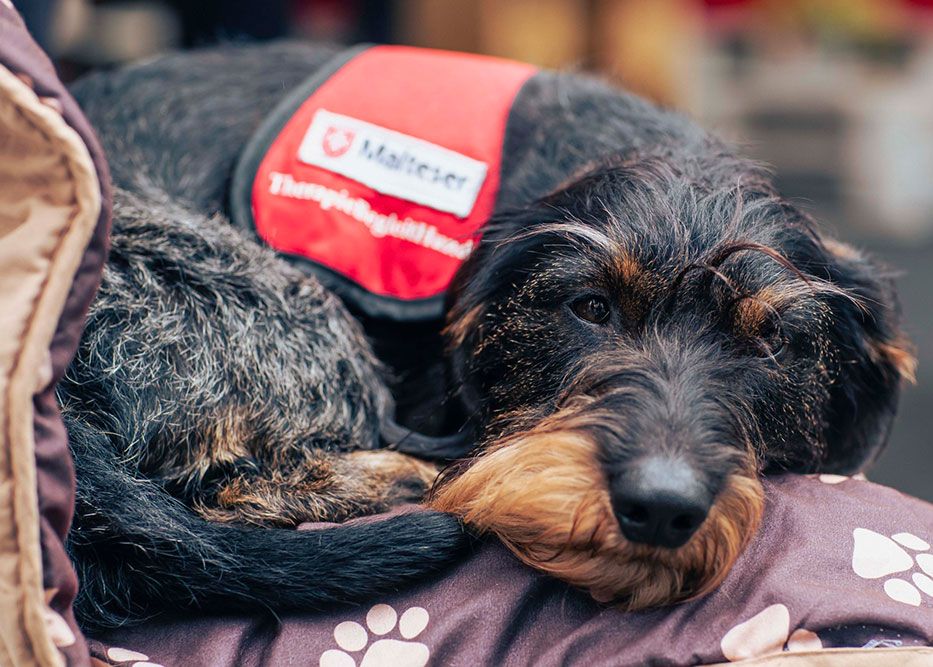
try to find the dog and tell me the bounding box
[61,41,914,632]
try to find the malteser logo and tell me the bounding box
[298,109,488,218]
[322,126,355,158]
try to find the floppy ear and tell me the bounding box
[818,238,915,474]
[442,232,513,420]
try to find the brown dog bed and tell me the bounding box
[1,3,931,665]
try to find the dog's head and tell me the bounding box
[431,156,914,607]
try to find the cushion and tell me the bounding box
[90,475,933,666]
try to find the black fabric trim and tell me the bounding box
[230,44,447,322]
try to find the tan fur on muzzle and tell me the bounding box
[429,421,763,609]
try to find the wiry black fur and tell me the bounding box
[63,41,909,631]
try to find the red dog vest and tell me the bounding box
[231,45,536,321]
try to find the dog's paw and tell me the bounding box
[383,470,435,505]
[349,450,440,505]
[320,603,430,667]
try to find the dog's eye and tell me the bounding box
[570,296,611,324]
[755,321,786,358]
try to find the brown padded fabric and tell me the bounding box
[0,65,100,667]
[717,646,933,666]
[0,5,111,666]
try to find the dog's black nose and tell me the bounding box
[610,457,712,549]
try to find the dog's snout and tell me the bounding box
[610,457,712,549]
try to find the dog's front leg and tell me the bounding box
[191,449,439,527]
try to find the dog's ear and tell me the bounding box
[443,213,550,419]
[442,235,507,417]
[443,212,539,353]
[817,237,915,473]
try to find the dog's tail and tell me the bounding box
[66,415,471,632]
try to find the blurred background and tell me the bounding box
[12,0,933,500]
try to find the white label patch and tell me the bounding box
[297,109,488,218]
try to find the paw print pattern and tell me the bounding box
[104,647,164,667]
[810,473,867,484]
[320,604,430,667]
[720,604,822,662]
[852,528,933,606]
